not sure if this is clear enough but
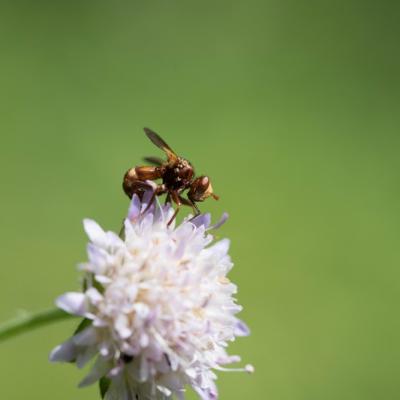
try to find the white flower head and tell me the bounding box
[50,191,252,400]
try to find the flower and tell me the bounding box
[50,191,253,399]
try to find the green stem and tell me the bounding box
[0,308,75,342]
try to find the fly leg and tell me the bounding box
[179,195,201,218]
[141,184,166,215]
[167,191,182,227]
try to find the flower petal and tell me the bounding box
[49,339,77,362]
[86,287,103,306]
[83,219,106,245]
[76,345,98,369]
[128,194,141,221]
[210,238,230,258]
[191,213,211,228]
[78,356,112,387]
[209,212,229,230]
[56,292,86,316]
[234,320,250,337]
[73,326,98,347]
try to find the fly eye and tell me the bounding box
[200,176,209,187]
[182,167,193,180]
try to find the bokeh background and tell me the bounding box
[1,1,399,399]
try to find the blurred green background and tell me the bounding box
[1,1,399,399]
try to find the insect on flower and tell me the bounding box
[123,128,219,225]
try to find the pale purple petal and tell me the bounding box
[115,315,132,339]
[83,219,106,245]
[85,288,103,306]
[76,345,98,369]
[49,339,77,362]
[191,213,211,228]
[194,385,218,400]
[78,356,112,387]
[234,320,250,337]
[141,187,156,213]
[87,243,107,266]
[105,231,124,247]
[209,212,229,230]
[128,194,141,220]
[95,275,112,284]
[56,292,86,316]
[208,239,230,259]
[73,327,98,347]
[218,355,241,364]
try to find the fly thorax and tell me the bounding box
[163,158,194,190]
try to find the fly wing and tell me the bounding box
[143,156,164,166]
[144,128,178,162]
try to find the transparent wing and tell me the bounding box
[144,127,178,161]
[143,156,164,166]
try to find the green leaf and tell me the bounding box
[119,223,125,240]
[83,272,105,294]
[73,318,92,335]
[99,377,111,399]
